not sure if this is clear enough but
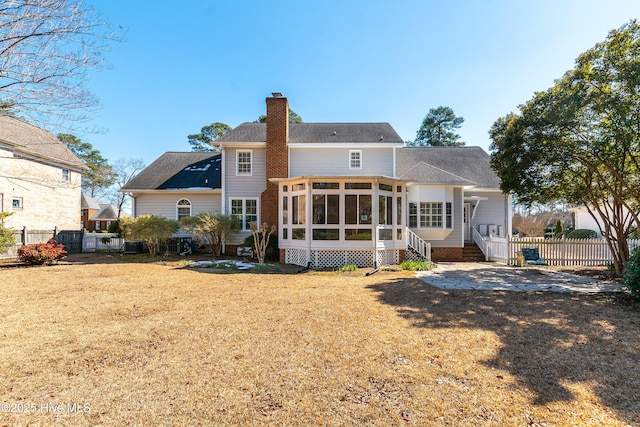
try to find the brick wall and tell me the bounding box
[431,247,464,262]
[261,94,289,230]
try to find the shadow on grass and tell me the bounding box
[367,275,640,424]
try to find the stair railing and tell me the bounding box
[406,228,431,261]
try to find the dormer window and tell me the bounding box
[349,150,362,169]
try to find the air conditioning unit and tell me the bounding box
[489,225,498,237]
[477,224,487,236]
[497,225,503,237]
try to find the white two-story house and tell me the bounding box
[122,93,511,266]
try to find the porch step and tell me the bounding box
[463,243,485,262]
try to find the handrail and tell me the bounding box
[406,228,431,261]
[472,226,489,261]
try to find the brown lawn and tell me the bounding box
[0,253,638,426]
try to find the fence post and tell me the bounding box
[562,235,567,267]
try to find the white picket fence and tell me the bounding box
[82,232,124,252]
[482,236,640,266]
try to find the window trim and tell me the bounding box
[176,198,192,221]
[236,149,253,176]
[62,168,70,181]
[349,150,362,169]
[408,201,453,229]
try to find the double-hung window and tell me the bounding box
[236,150,252,176]
[349,150,362,169]
[231,199,258,230]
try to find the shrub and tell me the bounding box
[0,212,15,254]
[243,231,279,262]
[17,239,67,265]
[108,220,123,237]
[252,263,280,273]
[623,247,640,299]
[400,260,435,271]
[566,229,598,239]
[335,264,357,272]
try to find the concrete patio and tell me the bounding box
[417,262,626,293]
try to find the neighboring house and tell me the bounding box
[0,115,86,232]
[571,204,635,238]
[121,93,511,266]
[81,193,126,231]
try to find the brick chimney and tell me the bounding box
[261,92,289,231]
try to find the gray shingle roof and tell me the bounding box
[81,193,101,210]
[0,115,87,170]
[397,147,501,189]
[121,152,221,190]
[215,122,403,144]
[399,162,476,186]
[90,204,121,221]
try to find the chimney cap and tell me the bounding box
[271,92,284,98]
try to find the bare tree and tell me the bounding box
[0,0,120,126]
[108,158,145,218]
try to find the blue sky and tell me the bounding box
[84,0,640,166]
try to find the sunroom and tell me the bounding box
[273,176,410,268]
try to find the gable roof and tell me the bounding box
[0,115,87,170]
[397,146,501,189]
[215,122,403,144]
[81,193,101,210]
[90,204,124,221]
[121,152,221,191]
[399,161,476,186]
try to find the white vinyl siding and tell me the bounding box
[289,147,394,176]
[224,148,266,212]
[468,191,510,237]
[134,193,222,219]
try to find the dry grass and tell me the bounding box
[0,253,639,426]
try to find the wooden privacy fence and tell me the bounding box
[3,228,83,258]
[484,236,640,266]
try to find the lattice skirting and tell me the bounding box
[285,248,308,267]
[376,249,400,266]
[284,249,400,268]
[405,247,428,262]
